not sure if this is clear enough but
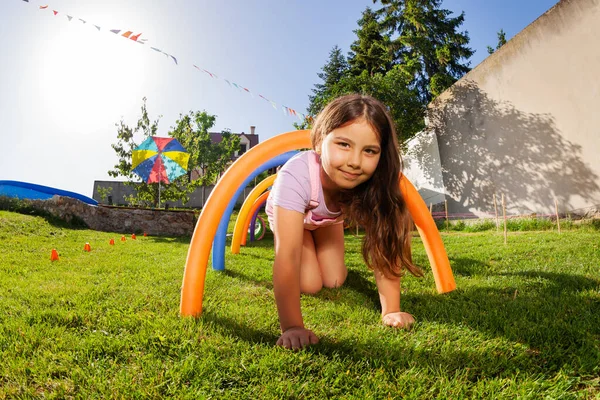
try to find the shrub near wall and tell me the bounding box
[0,195,195,236]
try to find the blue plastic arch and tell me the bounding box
[211,151,298,270]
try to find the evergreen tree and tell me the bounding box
[307,45,349,116]
[348,7,393,77]
[487,29,507,54]
[373,0,474,101]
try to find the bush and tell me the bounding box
[429,216,592,233]
[0,196,87,228]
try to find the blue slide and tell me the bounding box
[0,180,98,206]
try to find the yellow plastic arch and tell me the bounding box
[231,174,277,254]
[180,129,455,317]
[240,190,271,246]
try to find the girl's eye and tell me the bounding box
[337,142,350,148]
[365,148,378,154]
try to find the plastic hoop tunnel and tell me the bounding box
[180,129,455,317]
[240,190,270,246]
[231,174,277,254]
[181,131,310,317]
[211,152,297,271]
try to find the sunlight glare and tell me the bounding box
[38,23,147,129]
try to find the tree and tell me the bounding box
[292,117,313,131]
[108,99,240,207]
[487,29,507,54]
[307,45,350,117]
[168,110,240,205]
[108,97,164,206]
[333,67,425,141]
[373,0,474,101]
[348,7,393,77]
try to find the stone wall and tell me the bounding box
[28,196,195,236]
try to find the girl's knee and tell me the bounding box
[322,267,347,289]
[301,279,323,294]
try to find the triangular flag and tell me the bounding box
[150,47,162,52]
[110,29,121,34]
[122,31,133,38]
[282,106,288,116]
[53,10,58,15]
[22,0,29,3]
[130,33,142,41]
[94,25,101,31]
[79,18,86,24]
[39,5,48,9]
[67,15,73,21]
[270,101,277,110]
[193,64,201,71]
[170,55,178,64]
[224,79,232,87]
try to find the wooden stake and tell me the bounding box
[445,199,449,231]
[429,202,433,214]
[502,194,507,244]
[554,198,561,234]
[493,194,499,231]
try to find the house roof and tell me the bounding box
[209,132,259,148]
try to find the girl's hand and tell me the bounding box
[382,312,415,329]
[276,327,319,350]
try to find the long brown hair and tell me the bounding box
[311,94,423,278]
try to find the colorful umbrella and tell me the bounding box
[132,136,190,206]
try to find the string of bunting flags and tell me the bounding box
[20,0,312,123]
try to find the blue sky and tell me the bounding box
[0,0,558,197]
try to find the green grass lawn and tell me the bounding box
[1,210,599,399]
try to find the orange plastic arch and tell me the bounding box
[180,129,455,317]
[181,131,311,317]
[400,177,456,293]
[240,191,270,246]
[231,174,277,253]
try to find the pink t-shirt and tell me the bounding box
[266,151,343,230]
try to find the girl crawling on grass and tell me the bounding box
[265,94,423,350]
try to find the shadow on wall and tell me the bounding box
[418,79,599,215]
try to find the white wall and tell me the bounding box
[427,0,600,216]
[403,131,446,206]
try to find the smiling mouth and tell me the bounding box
[341,170,361,180]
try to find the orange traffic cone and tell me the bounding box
[83,243,91,252]
[50,249,59,261]
[131,234,137,240]
[109,238,115,245]
[121,235,126,242]
[143,232,147,237]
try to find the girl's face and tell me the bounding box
[318,118,382,192]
